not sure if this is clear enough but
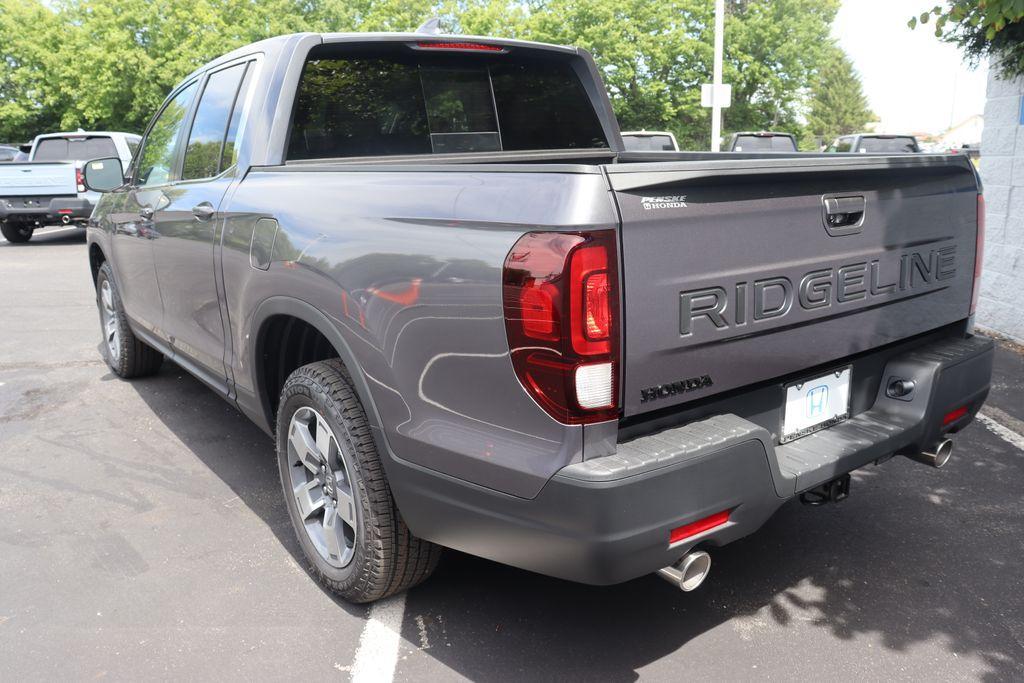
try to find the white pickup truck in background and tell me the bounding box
[0,131,139,243]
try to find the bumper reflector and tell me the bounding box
[943,405,969,426]
[669,509,731,546]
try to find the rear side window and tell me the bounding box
[221,64,255,170]
[857,136,918,153]
[182,62,248,180]
[33,136,118,161]
[287,51,608,160]
[622,135,675,151]
[126,137,140,160]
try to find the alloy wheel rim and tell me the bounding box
[100,280,120,362]
[286,406,358,568]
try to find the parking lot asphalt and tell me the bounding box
[2,226,1024,681]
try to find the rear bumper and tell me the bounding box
[0,197,92,224]
[391,333,994,585]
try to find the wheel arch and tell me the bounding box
[250,297,385,437]
[88,240,107,287]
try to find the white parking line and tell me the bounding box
[351,593,406,683]
[37,226,80,236]
[977,411,1024,452]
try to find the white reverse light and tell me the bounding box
[575,362,614,409]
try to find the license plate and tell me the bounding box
[781,366,852,443]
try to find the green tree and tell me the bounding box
[0,0,66,141]
[802,46,875,149]
[911,1,1024,80]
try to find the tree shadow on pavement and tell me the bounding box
[127,363,1024,680]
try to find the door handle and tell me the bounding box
[192,202,216,221]
[139,206,154,220]
[821,195,865,235]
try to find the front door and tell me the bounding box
[110,80,199,339]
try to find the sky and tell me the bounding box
[833,0,988,135]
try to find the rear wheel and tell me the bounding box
[276,359,441,603]
[1,222,33,243]
[95,262,164,378]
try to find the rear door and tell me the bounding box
[607,155,980,417]
[150,59,255,384]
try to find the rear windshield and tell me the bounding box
[287,50,609,160]
[622,134,675,151]
[732,135,796,152]
[33,136,118,161]
[856,136,918,153]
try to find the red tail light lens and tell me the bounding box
[75,168,85,193]
[971,194,985,315]
[503,230,620,424]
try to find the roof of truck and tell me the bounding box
[730,131,796,138]
[34,131,140,140]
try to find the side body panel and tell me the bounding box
[219,168,618,498]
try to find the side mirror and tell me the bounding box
[82,157,125,192]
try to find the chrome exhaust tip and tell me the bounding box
[906,438,953,469]
[657,550,711,592]
[60,215,70,224]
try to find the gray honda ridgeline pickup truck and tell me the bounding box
[82,32,992,603]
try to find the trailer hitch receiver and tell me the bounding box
[799,473,851,506]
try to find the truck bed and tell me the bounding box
[0,161,77,197]
[275,151,981,421]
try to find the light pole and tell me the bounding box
[710,0,725,151]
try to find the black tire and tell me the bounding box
[1,222,33,243]
[95,262,164,378]
[276,359,441,603]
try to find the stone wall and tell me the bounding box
[978,70,1024,343]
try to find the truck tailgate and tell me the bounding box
[0,162,76,197]
[607,155,980,417]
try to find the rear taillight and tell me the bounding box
[503,230,620,424]
[76,168,85,193]
[971,194,985,315]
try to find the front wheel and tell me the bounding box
[276,359,440,603]
[1,222,33,243]
[95,262,164,378]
